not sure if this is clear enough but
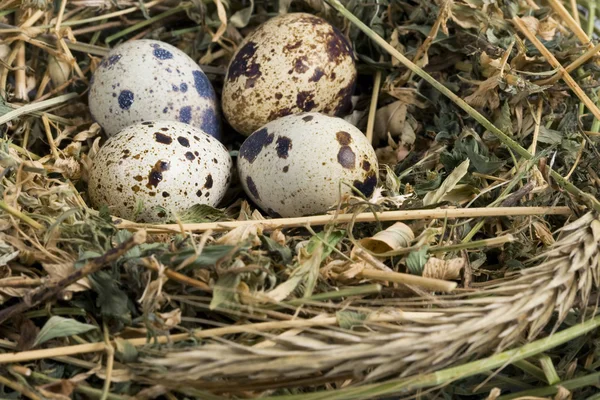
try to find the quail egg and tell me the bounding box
[222,13,357,135]
[88,120,232,222]
[237,112,377,217]
[89,39,221,139]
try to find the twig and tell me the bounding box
[325,0,600,213]
[0,93,78,126]
[569,0,581,26]
[0,374,42,400]
[355,249,457,292]
[366,69,382,144]
[116,207,572,233]
[0,230,147,325]
[535,43,600,86]
[41,114,60,160]
[547,0,589,46]
[140,257,212,292]
[514,17,600,122]
[100,322,114,400]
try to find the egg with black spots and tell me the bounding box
[88,121,232,222]
[222,13,356,135]
[237,112,377,217]
[89,39,221,139]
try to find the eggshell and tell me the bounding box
[88,121,232,222]
[222,13,357,135]
[89,39,221,139]
[237,113,378,217]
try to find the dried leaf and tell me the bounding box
[33,316,98,347]
[422,257,465,280]
[210,273,240,310]
[230,0,254,28]
[36,380,75,400]
[423,159,469,206]
[360,222,414,254]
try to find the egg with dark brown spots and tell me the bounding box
[89,39,221,139]
[222,13,356,135]
[88,121,232,222]
[237,113,377,217]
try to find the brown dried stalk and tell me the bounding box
[0,230,147,325]
[117,206,572,233]
[513,17,600,121]
[131,213,600,391]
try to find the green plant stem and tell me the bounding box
[326,0,600,213]
[497,371,600,400]
[23,307,88,318]
[513,360,547,382]
[105,5,191,45]
[538,355,561,385]
[266,316,600,400]
[0,200,44,230]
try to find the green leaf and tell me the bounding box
[336,311,368,329]
[423,160,469,206]
[210,273,240,310]
[33,316,97,347]
[89,271,132,323]
[114,338,138,363]
[160,245,238,270]
[538,126,562,145]
[494,102,512,135]
[260,235,292,264]
[306,230,346,258]
[406,247,429,275]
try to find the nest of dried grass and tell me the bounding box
[2,0,600,399]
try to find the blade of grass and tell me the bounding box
[538,355,561,385]
[513,360,548,382]
[0,93,77,126]
[497,371,600,400]
[104,4,192,45]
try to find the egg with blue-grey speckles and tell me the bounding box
[222,13,356,135]
[237,112,377,218]
[89,39,221,139]
[88,121,232,222]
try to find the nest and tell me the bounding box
[1,0,600,399]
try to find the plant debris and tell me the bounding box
[2,0,600,399]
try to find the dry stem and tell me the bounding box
[355,249,458,292]
[513,17,600,122]
[117,207,571,233]
[547,0,589,45]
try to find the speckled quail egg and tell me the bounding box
[88,120,232,222]
[237,112,378,217]
[89,39,220,139]
[222,13,357,135]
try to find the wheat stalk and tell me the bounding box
[133,213,600,393]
